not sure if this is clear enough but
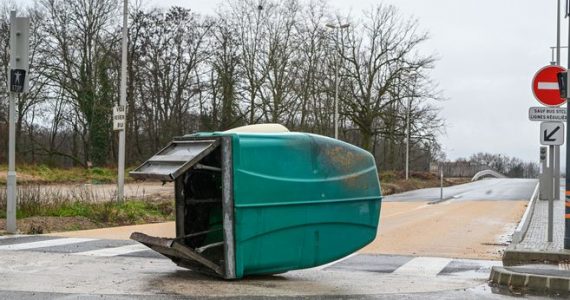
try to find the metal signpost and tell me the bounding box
[540,122,564,242]
[531,63,568,243]
[566,0,570,249]
[117,0,128,203]
[6,11,30,234]
[533,65,566,204]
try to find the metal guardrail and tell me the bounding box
[511,183,540,244]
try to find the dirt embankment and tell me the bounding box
[380,171,469,196]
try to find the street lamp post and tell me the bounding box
[405,96,411,180]
[326,23,349,139]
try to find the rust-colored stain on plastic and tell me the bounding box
[322,145,370,190]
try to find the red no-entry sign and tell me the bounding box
[532,65,567,107]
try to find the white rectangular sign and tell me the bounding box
[529,107,567,121]
[113,105,126,131]
[540,122,564,146]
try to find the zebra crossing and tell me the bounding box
[0,235,164,259]
[325,253,500,277]
[0,235,500,277]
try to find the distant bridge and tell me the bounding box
[471,170,507,181]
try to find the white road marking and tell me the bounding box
[0,238,95,250]
[393,257,452,277]
[538,82,559,90]
[75,244,149,257]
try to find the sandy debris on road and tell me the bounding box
[362,200,527,260]
[48,221,175,240]
[45,198,526,261]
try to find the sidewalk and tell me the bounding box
[490,194,570,296]
[512,198,565,252]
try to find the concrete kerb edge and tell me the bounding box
[489,266,569,296]
[502,249,570,266]
[512,183,540,244]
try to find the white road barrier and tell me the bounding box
[512,183,540,244]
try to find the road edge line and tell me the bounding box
[512,182,540,244]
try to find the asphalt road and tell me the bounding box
[384,178,538,202]
[0,235,513,299]
[0,178,540,298]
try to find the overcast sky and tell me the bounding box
[20,0,565,165]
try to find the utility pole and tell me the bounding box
[326,22,350,139]
[406,96,411,180]
[117,0,128,203]
[7,11,30,234]
[549,0,562,244]
[555,0,562,201]
[564,0,570,249]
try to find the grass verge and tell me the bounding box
[0,185,174,234]
[0,164,136,185]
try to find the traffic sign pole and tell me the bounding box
[555,0,562,202]
[549,145,554,242]
[117,0,128,204]
[6,11,30,234]
[531,63,567,244]
[6,10,17,234]
[564,9,570,249]
[6,91,16,234]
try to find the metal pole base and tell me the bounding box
[6,171,17,234]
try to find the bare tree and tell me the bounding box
[0,0,446,172]
[129,7,213,151]
[39,0,120,166]
[341,4,436,151]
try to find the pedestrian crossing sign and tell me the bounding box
[10,69,26,93]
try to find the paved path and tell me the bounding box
[513,197,565,251]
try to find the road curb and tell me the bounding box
[489,266,570,296]
[511,183,539,244]
[503,249,570,266]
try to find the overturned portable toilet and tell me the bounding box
[129,124,382,279]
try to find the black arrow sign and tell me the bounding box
[544,126,561,142]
